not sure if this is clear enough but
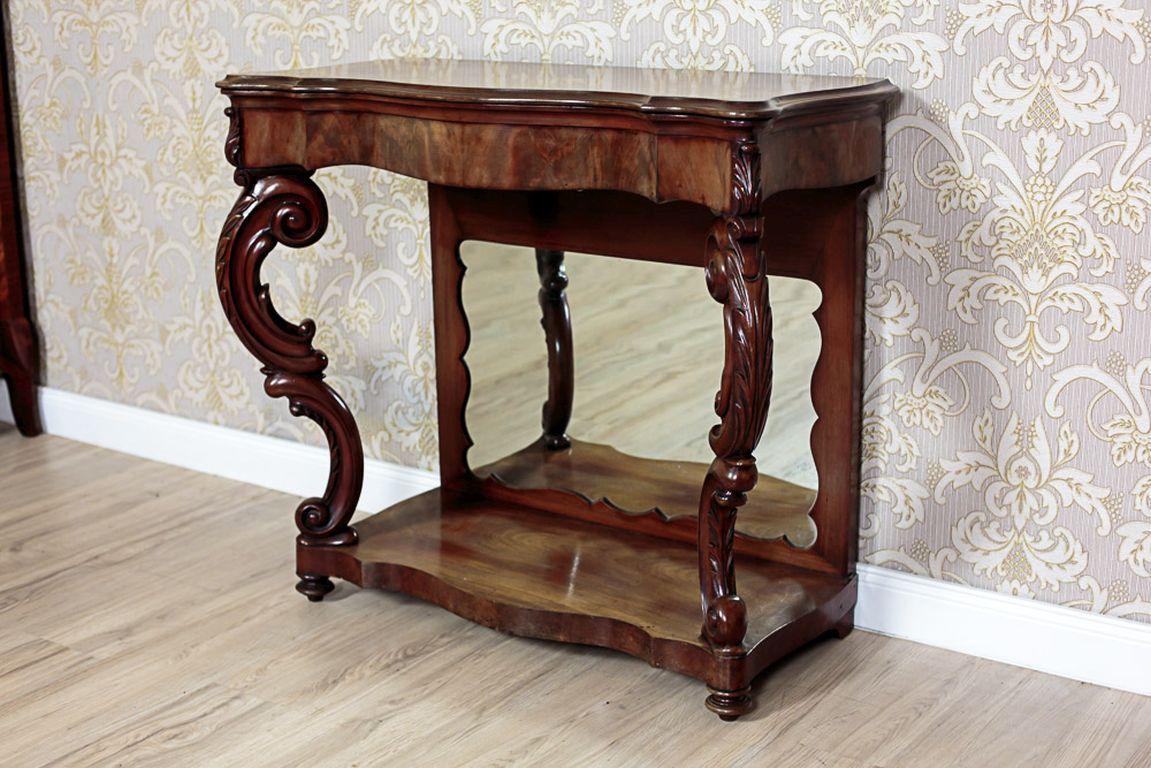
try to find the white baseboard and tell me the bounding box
[0,382,437,512]
[855,563,1151,695]
[4,383,1149,697]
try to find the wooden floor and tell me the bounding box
[3,426,1151,766]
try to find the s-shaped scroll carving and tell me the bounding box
[698,142,771,664]
[216,170,363,548]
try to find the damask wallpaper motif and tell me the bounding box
[7,0,1151,623]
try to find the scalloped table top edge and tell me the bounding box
[218,58,899,121]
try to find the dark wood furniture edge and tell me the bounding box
[0,5,41,436]
[309,546,856,694]
[215,167,365,573]
[471,438,818,549]
[0,317,39,435]
[217,69,898,122]
[214,62,891,720]
[297,491,857,708]
[534,248,573,450]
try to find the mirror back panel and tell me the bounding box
[461,242,821,547]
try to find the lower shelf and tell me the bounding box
[300,488,856,690]
[476,438,819,546]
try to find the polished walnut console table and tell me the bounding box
[216,60,895,720]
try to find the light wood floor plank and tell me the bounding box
[1,425,1149,766]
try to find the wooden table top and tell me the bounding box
[218,59,897,120]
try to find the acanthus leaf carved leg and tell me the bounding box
[699,142,770,721]
[535,248,573,450]
[216,169,364,587]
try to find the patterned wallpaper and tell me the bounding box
[7,0,1151,623]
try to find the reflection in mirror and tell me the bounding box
[461,241,821,547]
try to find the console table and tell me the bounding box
[215,60,896,720]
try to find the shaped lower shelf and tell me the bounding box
[475,438,819,546]
[299,488,855,689]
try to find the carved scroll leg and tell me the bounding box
[216,168,364,600]
[535,248,573,450]
[0,317,42,437]
[699,198,771,721]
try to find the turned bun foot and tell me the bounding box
[542,434,571,451]
[706,686,754,721]
[296,574,335,602]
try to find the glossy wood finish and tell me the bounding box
[216,58,896,719]
[0,8,40,437]
[298,488,854,694]
[223,59,898,120]
[439,183,867,580]
[535,248,573,450]
[476,438,816,547]
[697,141,770,703]
[215,170,363,562]
[219,61,894,212]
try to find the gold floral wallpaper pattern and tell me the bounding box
[7,0,1151,623]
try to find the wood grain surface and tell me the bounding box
[475,438,817,546]
[0,7,41,436]
[219,58,897,120]
[217,61,889,717]
[221,61,895,211]
[298,486,852,692]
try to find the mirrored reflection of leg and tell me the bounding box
[535,248,573,450]
[698,143,771,721]
[215,169,364,601]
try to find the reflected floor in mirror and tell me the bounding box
[462,242,822,544]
